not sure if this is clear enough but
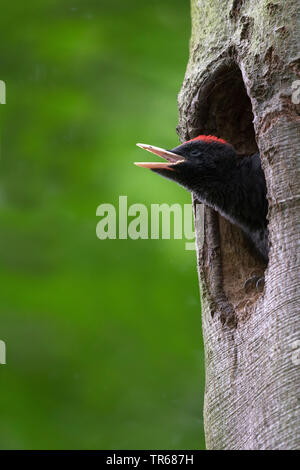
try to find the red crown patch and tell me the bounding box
[185,135,228,145]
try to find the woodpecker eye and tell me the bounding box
[190,149,199,157]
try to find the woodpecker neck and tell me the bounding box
[192,153,267,234]
[192,168,242,226]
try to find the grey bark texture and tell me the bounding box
[177,0,300,450]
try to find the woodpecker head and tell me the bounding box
[135,135,237,194]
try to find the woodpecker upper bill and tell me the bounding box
[135,143,185,170]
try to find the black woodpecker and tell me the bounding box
[135,135,269,263]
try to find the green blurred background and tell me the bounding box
[0,0,205,449]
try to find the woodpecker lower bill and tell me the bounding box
[135,135,269,262]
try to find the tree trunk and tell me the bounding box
[177,0,300,450]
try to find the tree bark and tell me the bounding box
[177,0,300,449]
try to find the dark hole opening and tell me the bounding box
[192,62,258,155]
[191,62,267,317]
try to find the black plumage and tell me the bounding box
[137,137,269,261]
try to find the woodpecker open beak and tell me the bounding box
[134,143,185,170]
